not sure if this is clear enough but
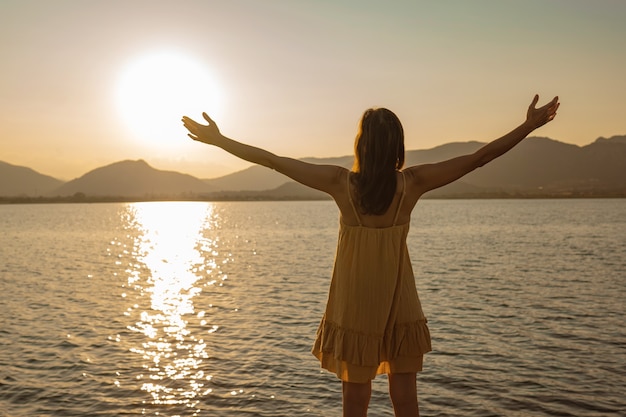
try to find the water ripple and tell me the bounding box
[1,200,624,416]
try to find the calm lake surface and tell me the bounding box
[1,199,624,416]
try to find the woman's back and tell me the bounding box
[335,170,418,228]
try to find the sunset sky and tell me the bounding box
[1,0,625,180]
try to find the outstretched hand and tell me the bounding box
[182,113,222,145]
[526,95,560,129]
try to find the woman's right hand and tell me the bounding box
[182,112,222,145]
[526,94,560,129]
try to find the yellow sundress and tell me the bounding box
[312,172,432,383]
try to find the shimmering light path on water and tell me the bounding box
[120,203,218,410]
[0,199,624,416]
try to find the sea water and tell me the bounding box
[1,199,624,416]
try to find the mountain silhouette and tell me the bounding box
[51,160,214,197]
[1,135,625,199]
[203,136,626,197]
[0,161,64,196]
[203,155,353,191]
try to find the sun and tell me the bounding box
[115,49,221,148]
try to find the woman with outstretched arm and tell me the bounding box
[182,94,559,417]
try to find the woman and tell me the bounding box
[182,94,559,417]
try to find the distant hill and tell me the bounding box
[201,144,488,192]
[203,155,353,191]
[51,160,214,197]
[204,136,626,197]
[0,161,64,196]
[1,135,625,200]
[447,136,626,195]
[200,141,519,192]
[206,181,330,201]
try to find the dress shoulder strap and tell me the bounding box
[347,172,362,226]
[392,171,406,226]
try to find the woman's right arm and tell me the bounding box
[406,95,559,194]
[182,113,344,194]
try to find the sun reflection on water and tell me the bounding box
[120,202,220,413]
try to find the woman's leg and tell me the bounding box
[342,380,372,417]
[388,372,419,417]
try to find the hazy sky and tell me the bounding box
[1,0,625,180]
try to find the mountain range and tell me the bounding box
[1,135,625,201]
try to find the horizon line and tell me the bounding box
[3,134,626,182]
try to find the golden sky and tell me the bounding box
[1,0,625,180]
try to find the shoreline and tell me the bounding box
[1,192,625,205]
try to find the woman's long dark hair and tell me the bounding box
[352,108,405,215]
